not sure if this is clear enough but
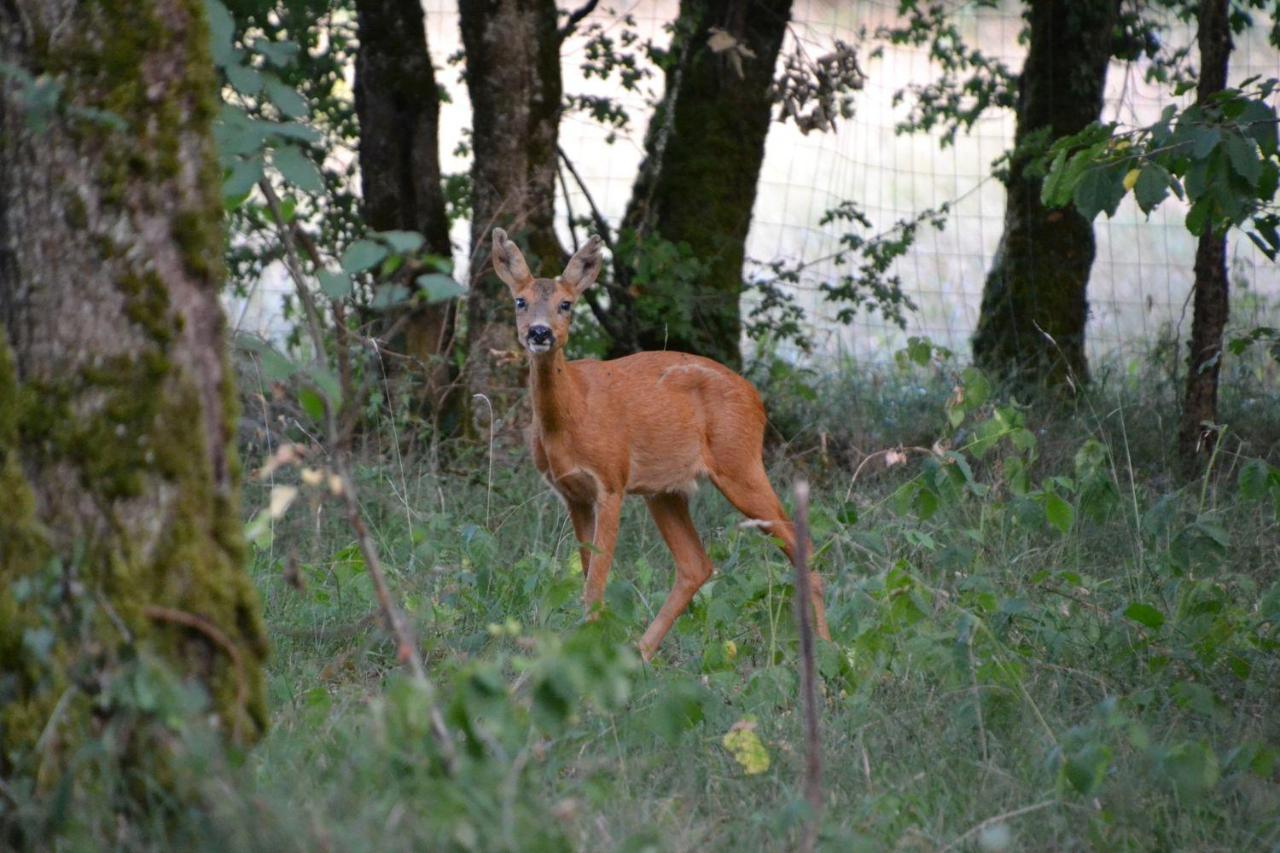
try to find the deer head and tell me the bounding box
[491,228,603,355]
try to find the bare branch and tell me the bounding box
[790,481,823,853]
[557,0,600,41]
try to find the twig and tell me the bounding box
[790,481,823,853]
[143,605,249,741]
[473,393,495,528]
[257,179,457,775]
[940,799,1058,852]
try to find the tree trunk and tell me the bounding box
[0,0,268,784]
[354,0,459,431]
[971,0,1119,388]
[614,0,792,370]
[1178,0,1232,470]
[458,0,563,422]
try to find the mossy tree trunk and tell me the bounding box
[0,0,268,785]
[354,0,459,431]
[1178,0,1232,470]
[971,0,1119,388]
[614,0,792,370]
[458,0,564,417]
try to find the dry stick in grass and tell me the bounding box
[790,481,823,853]
[258,180,457,774]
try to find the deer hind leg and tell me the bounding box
[711,463,832,642]
[565,500,595,578]
[638,493,714,661]
[582,492,622,618]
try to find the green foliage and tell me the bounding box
[1040,78,1280,255]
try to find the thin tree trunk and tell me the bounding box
[1178,0,1232,470]
[971,0,1119,388]
[614,0,792,370]
[0,0,268,782]
[354,0,459,430]
[458,0,564,421]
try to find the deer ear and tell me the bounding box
[561,235,603,295]
[492,228,534,293]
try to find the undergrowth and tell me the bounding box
[6,351,1279,851]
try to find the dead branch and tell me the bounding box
[790,481,823,853]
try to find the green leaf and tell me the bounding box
[371,284,410,308]
[1133,164,1170,213]
[1040,148,1070,207]
[1122,602,1164,630]
[1238,459,1271,501]
[270,121,323,144]
[1072,166,1125,220]
[222,155,262,199]
[1239,98,1278,155]
[1223,133,1261,186]
[297,386,325,422]
[318,269,352,299]
[1044,493,1074,534]
[960,366,991,409]
[264,74,308,119]
[379,230,425,253]
[272,144,323,193]
[341,239,388,274]
[225,61,263,96]
[1185,199,1212,236]
[415,273,464,302]
[1189,126,1220,158]
[204,0,235,67]
[1063,742,1112,795]
[252,37,300,68]
[304,364,342,404]
[1160,741,1219,799]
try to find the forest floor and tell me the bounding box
[200,354,1280,850]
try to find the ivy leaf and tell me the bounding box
[341,239,388,274]
[272,144,323,193]
[415,272,464,302]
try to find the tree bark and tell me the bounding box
[971,0,1119,388]
[354,0,459,430]
[0,0,268,783]
[1178,0,1232,470]
[458,0,564,419]
[614,0,792,370]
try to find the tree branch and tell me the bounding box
[557,0,599,41]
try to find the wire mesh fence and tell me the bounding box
[228,0,1280,368]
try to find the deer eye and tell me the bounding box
[558,300,572,313]
[514,297,527,310]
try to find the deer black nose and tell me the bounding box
[528,325,554,346]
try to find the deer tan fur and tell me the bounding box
[491,228,831,660]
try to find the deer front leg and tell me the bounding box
[582,492,622,618]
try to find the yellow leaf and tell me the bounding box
[267,485,298,519]
[1123,168,1141,191]
[723,719,770,775]
[723,640,738,662]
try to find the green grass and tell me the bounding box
[14,355,1280,851]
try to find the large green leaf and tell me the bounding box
[341,239,388,274]
[264,74,308,120]
[416,273,465,302]
[272,144,324,193]
[1133,164,1170,213]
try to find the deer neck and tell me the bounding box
[529,349,582,435]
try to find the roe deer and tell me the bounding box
[491,228,831,660]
